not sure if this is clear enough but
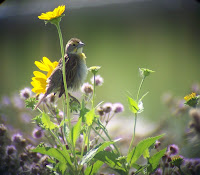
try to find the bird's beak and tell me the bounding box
[77,41,85,48]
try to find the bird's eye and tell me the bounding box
[72,44,76,46]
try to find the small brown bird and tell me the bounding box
[34,38,87,109]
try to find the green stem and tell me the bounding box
[55,23,77,173]
[128,77,145,154]
[49,129,74,172]
[137,77,145,102]
[98,121,128,173]
[92,74,96,108]
[128,114,137,154]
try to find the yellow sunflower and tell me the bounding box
[31,57,58,95]
[38,5,65,21]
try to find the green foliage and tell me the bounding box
[127,134,165,166]
[128,96,139,114]
[41,112,58,130]
[139,68,155,78]
[25,97,37,109]
[85,108,95,126]
[80,141,114,165]
[95,151,125,171]
[71,118,82,147]
[147,148,167,173]
[84,160,104,175]
[32,145,72,173]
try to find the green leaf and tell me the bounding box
[84,160,104,175]
[80,141,114,165]
[95,151,125,171]
[25,97,37,109]
[32,146,72,167]
[85,108,95,126]
[127,96,139,114]
[80,100,90,122]
[57,162,67,175]
[134,164,149,175]
[127,134,165,165]
[41,112,58,130]
[143,148,150,159]
[147,148,167,173]
[71,118,82,147]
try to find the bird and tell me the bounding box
[34,38,88,109]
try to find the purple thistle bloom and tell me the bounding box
[12,133,23,144]
[0,124,7,136]
[167,144,179,156]
[154,168,162,175]
[32,128,43,139]
[6,145,16,155]
[20,112,32,123]
[81,82,93,94]
[20,87,32,100]
[113,103,124,113]
[90,75,104,86]
[2,96,11,106]
[103,102,113,113]
[13,95,24,109]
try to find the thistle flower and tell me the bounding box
[113,103,124,113]
[31,57,58,95]
[20,87,32,100]
[103,102,113,113]
[12,133,23,144]
[154,140,161,149]
[38,5,65,21]
[81,82,93,94]
[171,155,184,167]
[46,93,56,104]
[90,75,104,86]
[97,106,104,116]
[32,128,44,139]
[0,124,7,136]
[6,145,16,155]
[167,144,179,156]
[184,92,199,107]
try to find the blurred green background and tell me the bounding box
[0,0,200,120]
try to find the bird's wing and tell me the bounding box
[46,66,63,94]
[59,54,78,97]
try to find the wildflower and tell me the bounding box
[13,94,24,109]
[167,144,179,156]
[139,68,155,78]
[171,155,184,167]
[46,93,56,103]
[154,168,162,175]
[97,106,104,116]
[20,113,31,123]
[38,5,65,21]
[154,140,161,149]
[20,87,32,100]
[6,145,16,155]
[32,128,43,139]
[31,57,58,95]
[184,92,199,107]
[113,103,124,113]
[88,66,101,75]
[0,124,7,136]
[12,133,23,144]
[90,75,104,86]
[81,82,93,94]
[2,96,11,106]
[103,102,113,113]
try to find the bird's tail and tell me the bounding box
[34,93,48,110]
